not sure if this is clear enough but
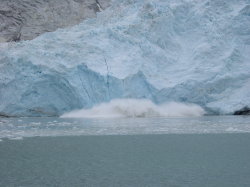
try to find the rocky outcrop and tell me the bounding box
[234,107,250,115]
[0,0,110,42]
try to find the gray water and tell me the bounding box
[0,116,250,186]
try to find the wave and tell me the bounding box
[61,99,205,118]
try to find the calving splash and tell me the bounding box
[61,99,205,118]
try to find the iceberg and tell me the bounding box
[0,0,250,116]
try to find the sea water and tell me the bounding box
[0,116,250,140]
[0,116,250,186]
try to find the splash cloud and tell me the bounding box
[61,99,205,118]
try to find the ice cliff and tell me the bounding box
[0,0,250,116]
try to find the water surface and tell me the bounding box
[0,116,250,140]
[0,116,250,186]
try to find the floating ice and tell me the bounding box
[1,116,250,140]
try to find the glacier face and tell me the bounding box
[0,0,250,116]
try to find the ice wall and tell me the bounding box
[0,0,250,116]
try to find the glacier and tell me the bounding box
[0,0,250,117]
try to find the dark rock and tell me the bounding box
[0,0,110,42]
[234,107,250,115]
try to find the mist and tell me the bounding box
[61,99,205,118]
